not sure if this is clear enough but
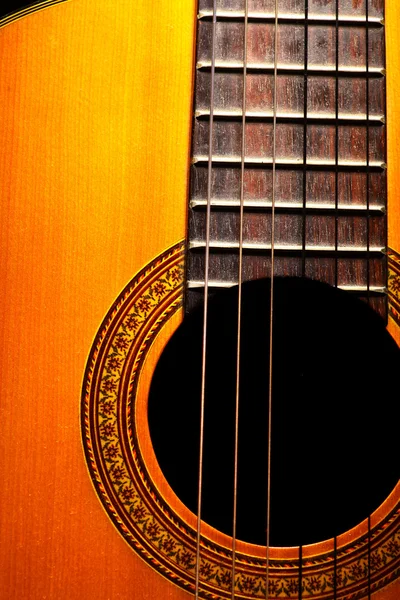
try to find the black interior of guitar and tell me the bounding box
[149,277,399,547]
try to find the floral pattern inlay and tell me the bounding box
[82,242,399,599]
[388,247,400,328]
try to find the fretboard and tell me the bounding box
[186,0,387,318]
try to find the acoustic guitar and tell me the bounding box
[0,1,399,599]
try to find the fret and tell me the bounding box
[196,115,384,124]
[186,252,386,303]
[187,252,386,285]
[190,166,386,209]
[196,72,384,119]
[193,120,385,166]
[199,0,306,19]
[189,210,385,250]
[189,241,384,252]
[190,200,384,212]
[186,276,388,317]
[188,280,386,293]
[193,156,385,167]
[198,0,384,21]
[197,21,384,72]
[189,280,234,288]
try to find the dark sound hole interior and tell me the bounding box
[148,277,399,547]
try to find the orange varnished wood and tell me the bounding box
[386,0,400,344]
[386,0,400,253]
[388,317,400,347]
[372,580,400,600]
[0,1,195,598]
[0,0,399,599]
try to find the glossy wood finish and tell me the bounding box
[0,1,195,598]
[386,0,400,345]
[0,0,399,599]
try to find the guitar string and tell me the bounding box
[334,0,339,292]
[302,0,309,280]
[368,515,371,600]
[299,0,309,592]
[266,1,280,598]
[365,0,371,298]
[195,1,217,597]
[231,0,249,597]
[197,4,374,600]
[334,1,340,596]
[366,1,371,598]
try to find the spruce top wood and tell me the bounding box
[0,1,399,599]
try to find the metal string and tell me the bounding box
[299,545,303,600]
[302,0,309,280]
[194,2,377,599]
[368,515,371,600]
[299,0,309,594]
[266,1,280,598]
[366,0,371,304]
[366,4,371,599]
[334,0,340,289]
[334,535,338,600]
[333,3,340,598]
[195,1,217,597]
[231,0,249,597]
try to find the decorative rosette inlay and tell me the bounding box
[82,241,399,599]
[388,247,400,328]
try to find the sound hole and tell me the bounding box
[148,278,399,546]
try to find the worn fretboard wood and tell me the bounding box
[187,0,387,318]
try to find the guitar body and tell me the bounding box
[0,1,398,599]
[0,1,194,598]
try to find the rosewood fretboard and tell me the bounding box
[186,0,387,318]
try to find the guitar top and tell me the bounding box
[0,1,399,599]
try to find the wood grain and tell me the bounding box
[0,1,195,598]
[0,0,399,598]
[386,0,400,344]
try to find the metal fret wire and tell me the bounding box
[195,1,217,597]
[266,1,280,598]
[231,0,249,597]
